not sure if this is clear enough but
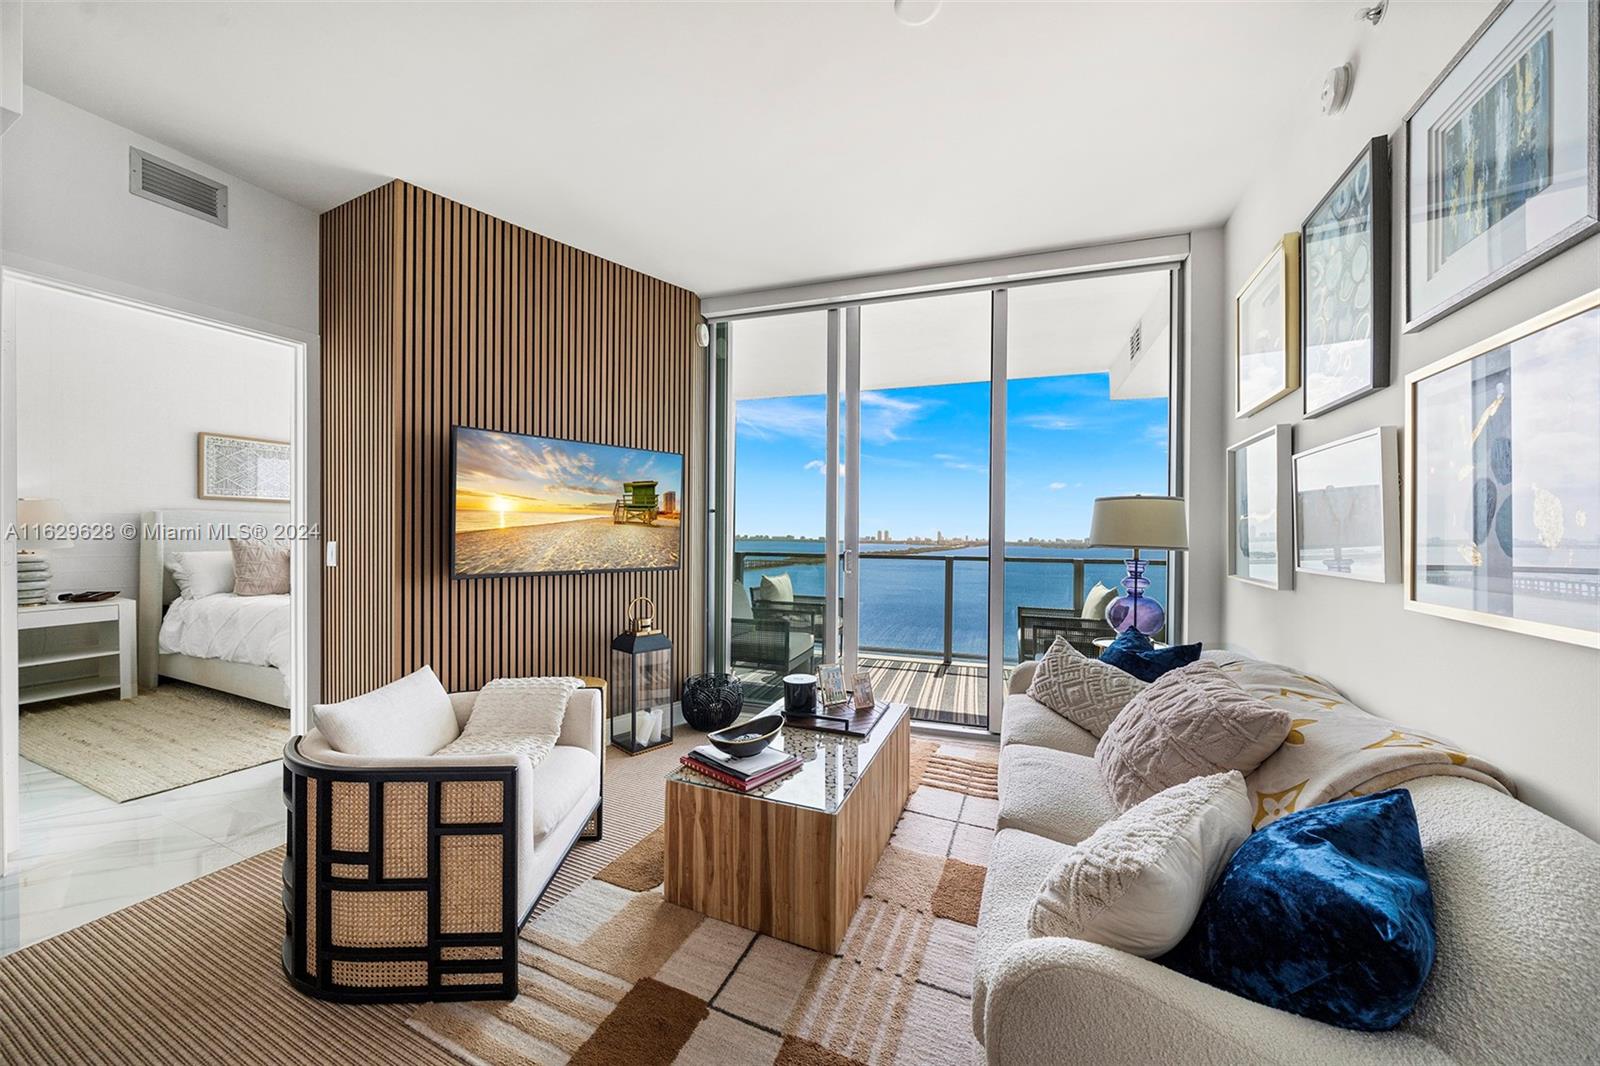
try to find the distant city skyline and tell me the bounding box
[734,373,1169,540]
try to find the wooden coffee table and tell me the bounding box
[663,702,911,952]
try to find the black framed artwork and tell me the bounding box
[1300,136,1392,418]
[1401,0,1600,331]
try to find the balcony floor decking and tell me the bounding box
[859,654,989,730]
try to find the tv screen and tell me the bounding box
[451,426,683,577]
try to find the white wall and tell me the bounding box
[14,280,294,596]
[1220,2,1600,838]
[1,87,316,337]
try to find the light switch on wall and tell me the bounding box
[324,541,338,567]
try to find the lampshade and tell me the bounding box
[16,498,65,525]
[1089,495,1188,550]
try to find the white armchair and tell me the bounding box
[281,684,603,1003]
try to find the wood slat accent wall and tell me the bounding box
[320,180,700,702]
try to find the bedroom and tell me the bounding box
[10,277,299,816]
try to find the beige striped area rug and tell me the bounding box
[410,739,1001,1066]
[18,680,288,802]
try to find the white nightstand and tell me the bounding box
[18,597,136,705]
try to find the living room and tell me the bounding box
[0,2,1596,1064]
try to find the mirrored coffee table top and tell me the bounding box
[667,702,908,814]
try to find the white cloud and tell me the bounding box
[859,391,924,443]
[1018,413,1086,431]
[1049,481,1067,491]
[736,397,826,442]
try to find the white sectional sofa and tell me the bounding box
[974,656,1600,1065]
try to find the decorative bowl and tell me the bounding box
[707,714,784,760]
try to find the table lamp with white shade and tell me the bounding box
[1089,495,1187,637]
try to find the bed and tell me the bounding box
[137,508,292,709]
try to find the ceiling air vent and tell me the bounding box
[1128,323,1142,361]
[129,147,228,227]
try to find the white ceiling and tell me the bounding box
[23,1,1369,297]
[732,269,1169,400]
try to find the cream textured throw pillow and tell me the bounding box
[314,665,458,758]
[169,550,234,599]
[1096,660,1292,809]
[230,539,291,596]
[1026,635,1147,737]
[434,676,585,772]
[1029,770,1252,957]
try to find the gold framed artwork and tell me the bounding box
[197,432,291,502]
[1235,233,1301,417]
[1403,289,1600,648]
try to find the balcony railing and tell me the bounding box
[733,549,1167,665]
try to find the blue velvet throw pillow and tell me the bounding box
[1161,789,1436,1031]
[1097,627,1201,682]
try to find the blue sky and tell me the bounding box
[734,373,1168,541]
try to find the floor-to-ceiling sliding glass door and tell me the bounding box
[712,264,1178,733]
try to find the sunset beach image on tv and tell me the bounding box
[452,427,683,576]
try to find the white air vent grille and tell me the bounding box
[129,147,228,227]
[1128,323,1142,361]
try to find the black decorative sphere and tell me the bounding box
[682,673,744,732]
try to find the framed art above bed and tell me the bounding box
[197,432,291,502]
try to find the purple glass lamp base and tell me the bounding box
[1105,556,1166,636]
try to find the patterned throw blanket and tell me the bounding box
[433,675,584,772]
[1204,652,1516,829]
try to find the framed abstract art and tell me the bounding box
[1404,290,1600,648]
[1235,234,1301,417]
[1301,137,1391,417]
[1292,427,1400,585]
[1227,425,1293,590]
[197,432,291,502]
[1402,0,1599,331]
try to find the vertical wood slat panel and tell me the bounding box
[320,180,698,700]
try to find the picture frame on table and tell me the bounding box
[1301,136,1392,417]
[817,664,850,707]
[1404,290,1600,649]
[1227,425,1294,590]
[850,670,875,711]
[1292,427,1401,585]
[1401,0,1600,332]
[1235,234,1301,417]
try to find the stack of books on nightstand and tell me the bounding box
[17,552,50,606]
[681,745,801,791]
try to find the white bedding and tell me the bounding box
[159,592,292,686]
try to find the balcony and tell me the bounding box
[730,548,1166,729]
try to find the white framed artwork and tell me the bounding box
[1292,427,1400,584]
[197,432,291,502]
[1227,425,1293,590]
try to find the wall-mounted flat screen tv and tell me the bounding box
[451,426,683,577]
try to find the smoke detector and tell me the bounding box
[894,0,941,27]
[1320,64,1353,117]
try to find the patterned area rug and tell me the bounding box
[18,680,288,802]
[410,739,999,1065]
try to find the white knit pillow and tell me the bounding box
[1026,635,1147,736]
[313,666,459,758]
[434,677,584,772]
[1029,770,1252,957]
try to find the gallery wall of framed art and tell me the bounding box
[1217,0,1600,838]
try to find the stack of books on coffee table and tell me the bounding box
[681,745,801,791]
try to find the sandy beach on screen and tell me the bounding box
[455,515,681,574]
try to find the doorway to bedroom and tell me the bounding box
[0,274,309,953]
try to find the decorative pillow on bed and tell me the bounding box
[169,550,234,599]
[313,665,458,758]
[1026,635,1147,737]
[231,539,290,596]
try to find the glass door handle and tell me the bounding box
[843,548,854,576]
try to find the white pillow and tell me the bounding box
[757,573,795,603]
[1080,581,1117,624]
[730,582,754,621]
[1029,770,1251,957]
[313,666,459,758]
[169,550,235,599]
[1026,635,1146,736]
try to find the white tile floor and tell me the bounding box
[0,757,286,956]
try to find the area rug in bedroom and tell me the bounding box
[409,740,998,1066]
[18,680,288,801]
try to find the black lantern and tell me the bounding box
[610,596,673,754]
